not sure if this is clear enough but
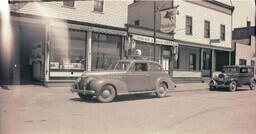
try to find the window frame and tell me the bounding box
[220,24,225,41]
[239,59,247,65]
[63,0,75,8]
[134,20,140,26]
[185,16,193,35]
[94,0,104,13]
[204,20,210,38]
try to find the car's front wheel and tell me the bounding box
[156,83,167,98]
[229,81,237,92]
[97,85,116,103]
[209,80,216,91]
[78,93,94,100]
[249,79,256,90]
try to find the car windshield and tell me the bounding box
[223,67,238,73]
[108,61,131,71]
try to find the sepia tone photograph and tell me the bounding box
[0,0,255,134]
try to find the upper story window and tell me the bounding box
[134,20,140,26]
[239,59,247,65]
[204,20,210,38]
[186,16,192,35]
[94,0,104,12]
[247,21,251,27]
[220,24,225,41]
[63,0,75,8]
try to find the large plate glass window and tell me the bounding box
[135,41,161,62]
[92,32,122,70]
[50,28,86,79]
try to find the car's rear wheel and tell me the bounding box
[249,79,256,90]
[97,85,116,103]
[229,81,237,92]
[78,93,94,100]
[156,83,167,98]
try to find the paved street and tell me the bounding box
[0,84,256,134]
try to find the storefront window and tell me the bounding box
[50,28,86,78]
[92,33,122,70]
[135,41,161,62]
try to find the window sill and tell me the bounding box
[62,5,76,9]
[92,10,104,14]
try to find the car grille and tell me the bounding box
[216,80,225,85]
[77,78,88,90]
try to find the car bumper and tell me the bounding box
[209,80,229,88]
[71,88,96,94]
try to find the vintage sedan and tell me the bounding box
[209,65,256,91]
[71,59,176,102]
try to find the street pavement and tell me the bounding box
[0,83,256,134]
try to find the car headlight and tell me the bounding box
[75,77,81,83]
[213,74,218,79]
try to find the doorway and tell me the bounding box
[1,22,45,85]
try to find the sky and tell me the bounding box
[216,0,255,28]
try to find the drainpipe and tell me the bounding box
[153,1,156,61]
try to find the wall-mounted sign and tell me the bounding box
[132,34,178,46]
[160,8,177,33]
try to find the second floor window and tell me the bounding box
[63,0,74,7]
[220,24,225,41]
[239,59,247,65]
[186,16,192,35]
[134,20,140,26]
[204,21,210,38]
[94,0,104,12]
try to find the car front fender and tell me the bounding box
[89,79,128,95]
[155,77,176,90]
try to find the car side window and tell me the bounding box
[149,63,162,72]
[135,63,148,72]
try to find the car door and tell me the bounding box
[126,62,151,92]
[148,63,163,89]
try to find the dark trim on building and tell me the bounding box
[206,0,234,11]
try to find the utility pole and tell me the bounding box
[153,0,156,61]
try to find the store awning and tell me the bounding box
[49,22,127,36]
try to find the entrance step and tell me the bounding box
[173,77,205,84]
[44,80,75,87]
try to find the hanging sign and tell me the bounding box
[160,8,177,33]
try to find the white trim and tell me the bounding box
[50,72,83,77]
[173,70,202,78]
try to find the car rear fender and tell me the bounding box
[89,79,128,95]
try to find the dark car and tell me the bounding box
[71,59,176,102]
[209,65,256,91]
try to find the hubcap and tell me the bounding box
[231,83,236,91]
[159,86,165,94]
[102,90,111,98]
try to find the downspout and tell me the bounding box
[230,0,234,65]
